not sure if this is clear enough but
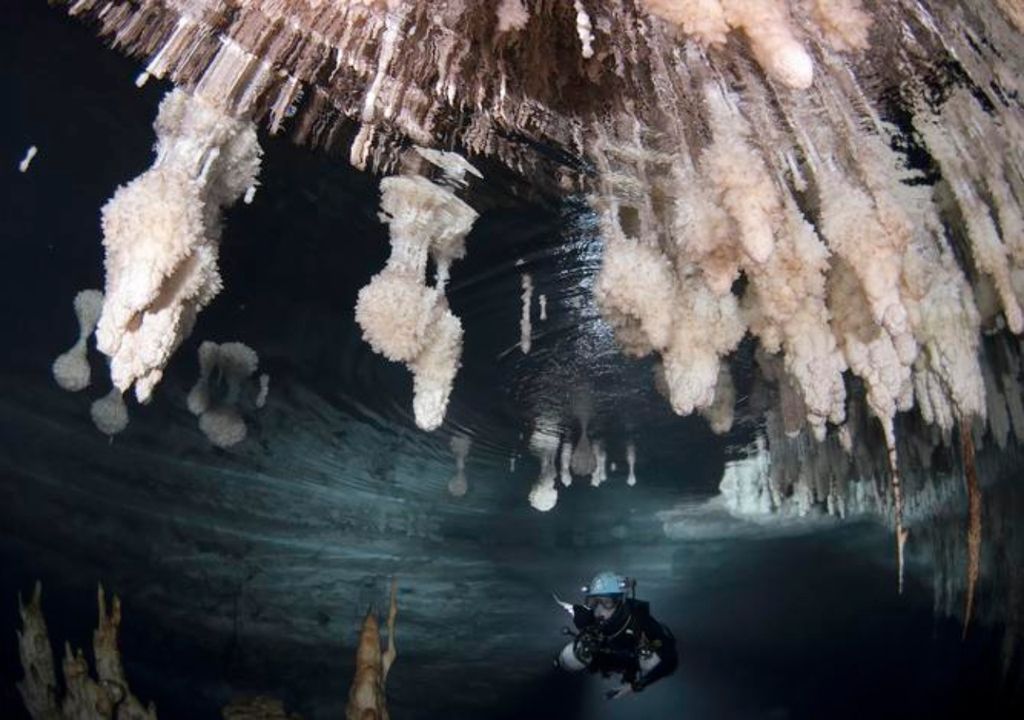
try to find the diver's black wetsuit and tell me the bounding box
[571,599,678,690]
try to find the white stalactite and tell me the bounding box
[626,442,637,487]
[187,341,260,448]
[90,387,129,437]
[18,145,37,173]
[53,290,104,392]
[520,273,533,354]
[355,156,480,431]
[528,425,560,511]
[96,88,261,403]
[559,439,573,487]
[448,434,471,497]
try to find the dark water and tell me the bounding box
[0,3,1022,719]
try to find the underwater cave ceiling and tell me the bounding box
[1,0,1024,718]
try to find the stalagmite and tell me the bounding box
[448,434,471,497]
[345,580,398,720]
[52,289,103,392]
[17,583,157,720]
[539,294,547,321]
[16,583,58,720]
[96,89,260,403]
[223,697,302,720]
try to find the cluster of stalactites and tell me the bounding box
[528,412,641,509]
[354,150,480,431]
[58,0,884,189]
[593,1,1024,450]
[591,0,1024,588]
[717,328,1023,592]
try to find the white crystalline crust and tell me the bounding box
[355,171,479,431]
[97,88,261,404]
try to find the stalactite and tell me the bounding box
[590,440,608,487]
[223,697,302,720]
[355,152,479,431]
[626,441,637,487]
[53,290,103,392]
[187,341,261,448]
[19,145,38,173]
[559,439,573,488]
[96,89,261,403]
[960,422,982,638]
[91,387,129,437]
[528,424,560,511]
[448,434,471,497]
[520,273,533,354]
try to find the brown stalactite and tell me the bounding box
[960,421,982,639]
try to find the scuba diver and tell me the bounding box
[554,571,678,700]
